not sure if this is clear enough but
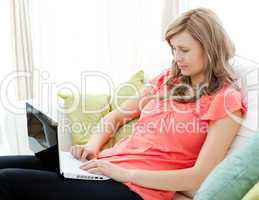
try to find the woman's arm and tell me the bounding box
[81,110,242,191]
[127,110,242,191]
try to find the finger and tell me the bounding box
[73,146,78,159]
[74,146,81,160]
[87,152,96,160]
[80,149,88,161]
[80,159,97,169]
[80,159,98,170]
[87,167,103,175]
[78,147,85,160]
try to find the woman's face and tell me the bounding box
[169,30,207,85]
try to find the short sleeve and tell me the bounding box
[147,68,172,95]
[200,87,248,122]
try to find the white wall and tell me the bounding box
[188,0,259,62]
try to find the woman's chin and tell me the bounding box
[180,70,190,76]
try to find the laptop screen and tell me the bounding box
[26,103,58,154]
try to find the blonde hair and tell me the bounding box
[165,8,237,102]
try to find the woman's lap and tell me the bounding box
[0,156,142,200]
[0,155,43,170]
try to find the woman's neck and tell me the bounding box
[191,74,205,87]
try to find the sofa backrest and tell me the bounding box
[227,56,259,155]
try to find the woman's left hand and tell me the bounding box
[80,159,132,183]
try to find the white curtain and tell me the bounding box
[11,0,34,100]
[161,0,180,39]
[30,0,174,96]
[161,0,189,40]
[0,0,34,155]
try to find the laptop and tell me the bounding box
[26,102,110,181]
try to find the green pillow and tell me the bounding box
[58,93,111,145]
[111,70,144,111]
[242,182,259,200]
[104,70,144,148]
[58,70,144,149]
[194,132,259,200]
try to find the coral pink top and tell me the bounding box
[98,68,247,200]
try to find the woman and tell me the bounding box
[0,8,247,200]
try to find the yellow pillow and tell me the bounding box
[111,70,144,110]
[58,93,111,145]
[242,182,259,200]
[59,70,145,150]
[103,70,144,148]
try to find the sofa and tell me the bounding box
[58,56,259,200]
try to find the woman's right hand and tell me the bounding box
[70,144,99,161]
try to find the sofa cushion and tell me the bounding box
[58,93,111,146]
[229,56,259,137]
[58,70,145,149]
[241,182,259,200]
[102,70,144,147]
[111,70,144,110]
[194,132,259,200]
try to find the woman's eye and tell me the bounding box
[182,49,189,53]
[171,47,188,54]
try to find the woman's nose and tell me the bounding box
[174,51,184,62]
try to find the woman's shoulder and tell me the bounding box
[199,81,247,121]
[210,81,241,98]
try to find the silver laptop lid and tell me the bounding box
[26,102,58,154]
